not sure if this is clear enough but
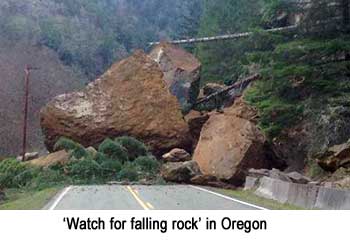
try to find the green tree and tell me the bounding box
[196,0,265,84]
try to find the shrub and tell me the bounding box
[66,157,102,181]
[115,136,148,161]
[54,137,89,160]
[54,137,80,152]
[117,163,139,182]
[96,153,122,177]
[98,138,129,163]
[135,156,159,173]
[70,145,89,160]
[0,159,29,188]
[28,169,68,190]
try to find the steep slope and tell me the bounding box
[0,39,85,156]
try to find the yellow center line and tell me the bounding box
[146,202,154,209]
[126,186,153,210]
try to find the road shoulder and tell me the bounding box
[208,187,305,210]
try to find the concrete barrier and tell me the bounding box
[255,177,291,204]
[286,182,319,209]
[244,176,259,191]
[249,176,350,210]
[315,187,350,210]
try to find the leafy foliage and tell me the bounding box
[54,137,89,160]
[66,157,101,182]
[117,163,139,182]
[115,136,148,161]
[134,156,160,173]
[0,159,31,189]
[245,35,350,138]
[98,138,129,164]
[196,0,265,84]
[54,137,80,152]
[0,137,160,190]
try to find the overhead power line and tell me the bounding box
[149,25,298,46]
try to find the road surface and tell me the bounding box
[45,185,266,210]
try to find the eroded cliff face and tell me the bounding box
[40,50,192,155]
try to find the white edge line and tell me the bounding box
[189,185,268,210]
[48,186,73,210]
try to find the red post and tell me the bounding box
[21,65,31,162]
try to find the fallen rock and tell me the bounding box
[185,110,210,144]
[269,169,293,183]
[40,50,191,155]
[190,174,217,185]
[28,150,70,168]
[161,160,201,183]
[286,171,311,184]
[248,168,311,184]
[162,148,191,162]
[193,99,269,185]
[334,177,350,189]
[316,140,350,172]
[149,42,201,108]
[248,168,270,178]
[16,152,39,162]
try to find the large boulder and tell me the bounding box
[161,161,201,183]
[40,50,191,155]
[149,42,201,108]
[28,150,70,168]
[316,140,350,172]
[193,99,271,185]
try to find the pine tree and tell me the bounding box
[196,0,265,84]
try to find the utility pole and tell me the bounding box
[21,65,38,162]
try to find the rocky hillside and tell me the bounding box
[0,38,85,156]
[0,0,202,79]
[0,0,202,157]
[195,0,350,186]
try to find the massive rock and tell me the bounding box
[40,50,191,155]
[149,42,201,108]
[193,99,271,185]
[316,140,350,172]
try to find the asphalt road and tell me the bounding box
[45,185,265,210]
